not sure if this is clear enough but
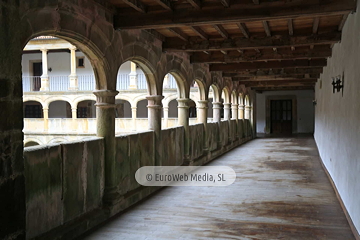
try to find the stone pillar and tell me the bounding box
[245,106,251,120]
[198,100,209,151]
[163,107,169,128]
[94,90,119,204]
[40,48,49,91]
[212,102,222,123]
[146,95,163,137]
[69,46,78,90]
[71,107,77,131]
[232,104,239,122]
[43,108,49,132]
[178,98,190,162]
[223,103,231,121]
[163,74,170,88]
[128,62,138,89]
[238,104,245,119]
[131,106,137,131]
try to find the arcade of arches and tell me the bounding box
[1,0,360,239]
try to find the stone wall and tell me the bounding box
[314,1,360,235]
[24,138,105,239]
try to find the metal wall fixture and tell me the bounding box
[331,72,344,94]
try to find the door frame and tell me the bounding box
[265,95,297,134]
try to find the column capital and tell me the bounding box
[231,103,239,108]
[131,106,137,110]
[146,95,164,109]
[239,104,245,109]
[177,98,190,108]
[197,100,208,109]
[245,105,251,109]
[223,103,232,109]
[40,48,48,52]
[93,90,119,108]
[42,107,49,111]
[69,45,77,51]
[212,102,223,109]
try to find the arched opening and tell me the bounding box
[221,88,231,119]
[23,101,43,118]
[48,101,71,118]
[24,141,40,147]
[77,100,96,118]
[115,99,132,118]
[167,98,197,118]
[137,99,148,118]
[22,36,96,93]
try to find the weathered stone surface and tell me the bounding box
[238,119,244,138]
[207,122,219,151]
[24,144,63,239]
[220,120,229,147]
[189,123,204,160]
[161,127,184,166]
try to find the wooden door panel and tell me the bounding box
[271,99,292,134]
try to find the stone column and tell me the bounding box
[131,106,137,131]
[128,62,138,89]
[223,103,231,121]
[245,106,251,119]
[212,102,222,123]
[71,107,77,131]
[232,104,239,122]
[94,89,119,204]
[198,100,209,151]
[163,74,170,88]
[146,95,164,137]
[40,48,49,91]
[238,104,245,119]
[163,106,169,128]
[178,98,190,162]
[69,46,78,90]
[43,108,49,132]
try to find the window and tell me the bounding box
[25,105,42,118]
[77,57,85,68]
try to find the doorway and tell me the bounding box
[32,62,42,91]
[270,99,292,134]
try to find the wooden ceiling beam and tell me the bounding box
[191,47,332,63]
[237,79,317,86]
[262,21,271,37]
[114,0,355,29]
[231,74,320,81]
[223,68,323,77]
[312,17,320,34]
[152,0,173,11]
[209,59,327,71]
[168,28,188,41]
[220,0,230,8]
[252,86,314,91]
[187,0,201,9]
[237,23,250,38]
[163,32,341,52]
[252,0,259,4]
[288,19,294,36]
[190,26,208,40]
[213,25,229,39]
[338,14,349,31]
[122,0,146,13]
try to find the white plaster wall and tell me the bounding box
[314,2,360,234]
[256,90,314,133]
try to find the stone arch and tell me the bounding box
[48,137,69,144]
[163,94,179,108]
[119,42,161,95]
[133,95,149,107]
[115,99,132,118]
[23,101,43,118]
[221,87,231,103]
[48,101,72,118]
[210,84,221,102]
[73,96,97,109]
[23,97,45,108]
[231,91,238,104]
[45,96,73,109]
[245,95,251,106]
[165,71,189,99]
[24,138,43,146]
[20,5,120,91]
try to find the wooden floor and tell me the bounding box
[82,137,355,240]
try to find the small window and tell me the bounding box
[77,57,85,68]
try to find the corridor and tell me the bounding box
[82,137,354,240]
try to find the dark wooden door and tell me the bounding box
[32,62,42,91]
[271,100,292,134]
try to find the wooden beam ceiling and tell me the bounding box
[114,0,355,29]
[209,59,327,71]
[190,46,332,63]
[163,32,341,52]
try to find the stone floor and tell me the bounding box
[82,136,355,240]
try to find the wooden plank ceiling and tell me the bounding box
[106,0,356,91]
